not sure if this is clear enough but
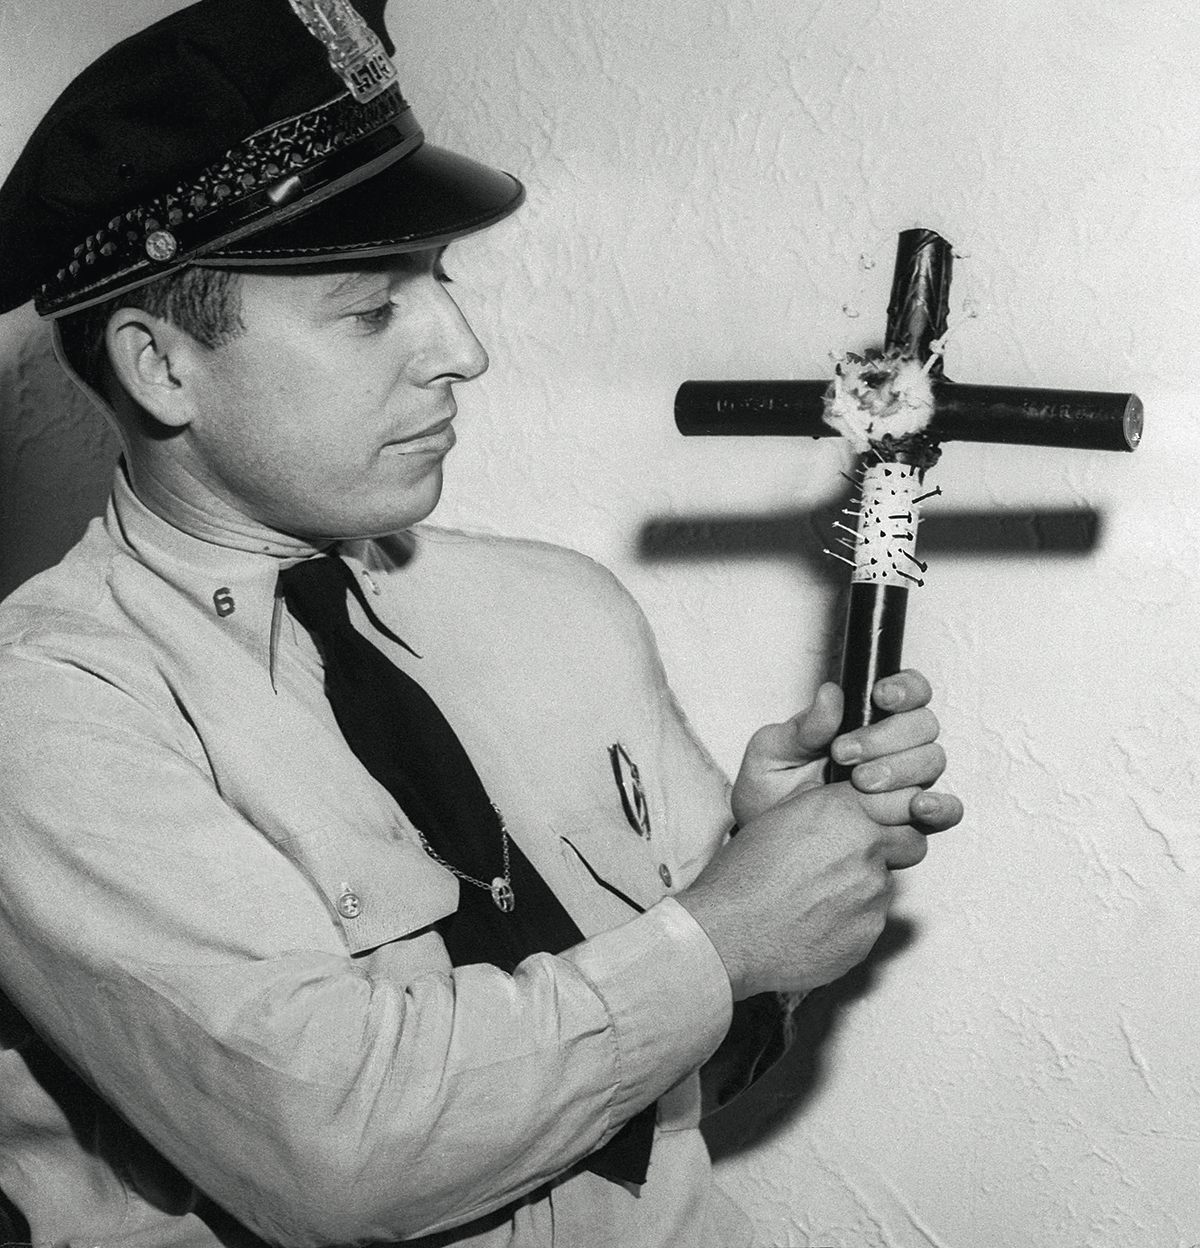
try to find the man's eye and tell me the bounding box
[353,301,396,330]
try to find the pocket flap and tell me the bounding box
[285,822,459,956]
[559,817,666,916]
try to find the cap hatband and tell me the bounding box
[37,82,421,318]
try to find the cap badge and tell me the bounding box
[287,0,399,104]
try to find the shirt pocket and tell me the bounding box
[278,818,459,956]
[558,816,670,918]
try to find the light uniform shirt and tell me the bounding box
[0,468,753,1248]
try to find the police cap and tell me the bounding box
[0,0,524,318]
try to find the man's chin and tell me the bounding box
[333,474,445,542]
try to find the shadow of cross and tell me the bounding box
[668,228,1141,779]
[639,499,1107,585]
[636,494,1108,715]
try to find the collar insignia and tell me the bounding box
[608,742,652,840]
[288,0,399,104]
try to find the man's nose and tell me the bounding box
[423,286,489,385]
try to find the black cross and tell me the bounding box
[669,229,1141,778]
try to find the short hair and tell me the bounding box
[56,265,245,396]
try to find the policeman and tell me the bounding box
[0,2,961,1245]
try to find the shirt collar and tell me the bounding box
[104,463,367,681]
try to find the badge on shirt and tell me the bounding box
[608,742,652,840]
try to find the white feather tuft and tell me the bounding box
[822,352,936,452]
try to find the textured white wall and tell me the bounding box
[2,2,1198,1245]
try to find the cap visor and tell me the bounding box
[204,142,524,265]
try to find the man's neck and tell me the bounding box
[123,456,324,559]
[54,331,326,560]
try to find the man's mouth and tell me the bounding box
[385,418,456,455]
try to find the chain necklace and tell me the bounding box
[414,802,515,912]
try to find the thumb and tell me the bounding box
[748,682,844,769]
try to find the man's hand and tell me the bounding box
[731,669,961,833]
[682,669,963,1000]
[678,780,934,999]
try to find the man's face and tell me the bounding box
[175,247,488,542]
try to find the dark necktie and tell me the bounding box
[279,554,655,1186]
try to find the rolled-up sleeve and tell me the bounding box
[0,652,731,1246]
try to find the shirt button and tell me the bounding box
[336,889,362,919]
[657,863,673,889]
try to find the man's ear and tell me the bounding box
[105,308,202,430]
